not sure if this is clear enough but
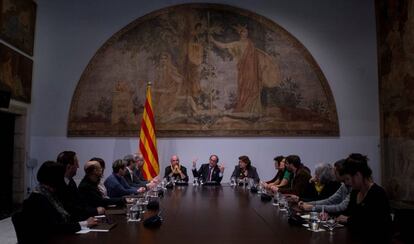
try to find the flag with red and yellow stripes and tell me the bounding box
[139,83,159,180]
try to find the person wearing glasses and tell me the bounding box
[192,155,225,183]
[164,155,189,182]
[230,155,260,183]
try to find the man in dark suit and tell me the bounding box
[164,155,189,182]
[79,160,125,208]
[56,151,104,220]
[124,154,149,188]
[104,159,145,198]
[192,155,225,183]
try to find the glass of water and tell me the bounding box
[326,217,337,232]
[230,177,236,187]
[272,192,280,206]
[247,178,254,189]
[193,177,199,186]
[279,197,287,211]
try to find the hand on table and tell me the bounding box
[86,217,98,227]
[270,185,279,193]
[299,202,314,211]
[336,215,348,223]
[96,207,106,215]
[137,187,146,193]
[285,194,299,202]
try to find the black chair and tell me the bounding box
[11,211,26,244]
[393,208,414,243]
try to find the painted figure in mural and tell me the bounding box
[0,51,24,98]
[111,81,134,125]
[153,52,184,121]
[210,24,282,116]
[187,22,203,97]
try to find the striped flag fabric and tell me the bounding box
[139,82,159,180]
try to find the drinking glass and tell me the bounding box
[129,203,141,221]
[170,176,176,186]
[143,192,150,205]
[326,217,337,232]
[193,177,199,186]
[279,197,287,211]
[310,211,319,220]
[137,197,146,214]
[309,212,320,231]
[310,218,321,231]
[161,178,167,189]
[257,181,264,194]
[272,192,280,206]
[230,177,236,187]
[126,203,133,219]
[148,190,158,202]
[247,178,254,189]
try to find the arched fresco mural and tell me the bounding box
[68,4,339,137]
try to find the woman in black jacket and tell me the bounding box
[17,161,97,243]
[336,153,392,242]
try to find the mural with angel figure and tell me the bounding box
[68,4,339,137]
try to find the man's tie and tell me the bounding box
[69,178,77,189]
[208,167,213,181]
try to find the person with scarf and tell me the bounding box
[16,161,97,243]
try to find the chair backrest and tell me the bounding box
[11,211,26,244]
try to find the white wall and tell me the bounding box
[29,0,379,188]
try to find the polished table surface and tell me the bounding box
[50,185,361,244]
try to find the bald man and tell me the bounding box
[79,160,125,209]
[164,155,189,182]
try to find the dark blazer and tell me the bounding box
[279,166,311,196]
[124,168,147,188]
[231,165,260,183]
[300,180,341,202]
[164,165,189,182]
[345,184,392,242]
[192,163,223,183]
[19,192,81,243]
[104,173,138,198]
[134,168,148,184]
[56,178,98,221]
[79,176,124,208]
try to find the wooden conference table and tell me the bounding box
[50,184,359,244]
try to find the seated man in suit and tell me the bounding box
[56,151,103,220]
[164,155,189,182]
[125,154,159,189]
[104,159,146,198]
[90,157,109,198]
[79,160,125,208]
[231,155,260,183]
[192,155,225,183]
[124,154,150,188]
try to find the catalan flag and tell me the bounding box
[139,82,159,180]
